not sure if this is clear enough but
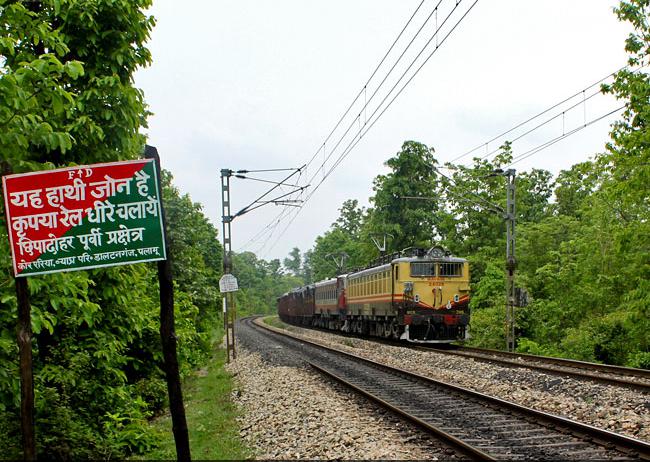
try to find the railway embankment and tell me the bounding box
[251,317,649,443]
[229,318,453,459]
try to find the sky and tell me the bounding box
[134,0,632,262]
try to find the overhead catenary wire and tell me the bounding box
[247,0,629,258]
[475,87,604,162]
[323,0,479,180]
[450,64,646,167]
[239,0,455,253]
[415,108,625,217]
[507,104,626,167]
[448,64,629,164]
[432,104,627,215]
[303,0,449,190]
[301,0,430,173]
[305,0,480,203]
[260,0,481,257]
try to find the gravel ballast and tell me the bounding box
[226,317,648,459]
[226,350,450,460]
[259,320,649,442]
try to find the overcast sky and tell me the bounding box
[134,0,631,262]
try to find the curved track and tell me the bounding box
[245,317,650,461]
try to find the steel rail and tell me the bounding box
[308,361,496,461]
[273,319,650,391]
[414,345,650,392]
[458,345,650,378]
[251,317,650,460]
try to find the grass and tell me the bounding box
[262,315,289,329]
[136,344,250,460]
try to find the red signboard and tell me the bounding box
[3,159,166,277]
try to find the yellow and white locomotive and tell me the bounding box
[278,247,470,343]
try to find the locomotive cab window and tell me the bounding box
[411,262,436,277]
[439,262,463,277]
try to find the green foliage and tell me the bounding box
[370,141,444,252]
[233,251,302,316]
[468,307,504,350]
[0,1,227,457]
[0,0,154,172]
[469,261,504,311]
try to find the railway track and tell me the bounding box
[424,345,650,392]
[275,319,650,392]
[246,317,650,460]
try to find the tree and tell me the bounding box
[553,161,600,217]
[369,141,444,252]
[334,199,366,236]
[283,247,302,277]
[0,0,154,172]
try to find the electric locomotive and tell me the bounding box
[278,247,470,343]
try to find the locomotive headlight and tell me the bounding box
[414,294,420,303]
[454,294,459,302]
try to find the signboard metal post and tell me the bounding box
[16,277,35,461]
[145,146,191,461]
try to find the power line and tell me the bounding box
[448,65,628,163]
[405,105,625,217]
[302,0,430,173]
[324,0,479,179]
[235,0,454,253]
[261,0,480,257]
[475,87,604,162]
[304,0,448,190]
[238,0,438,253]
[507,105,625,167]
